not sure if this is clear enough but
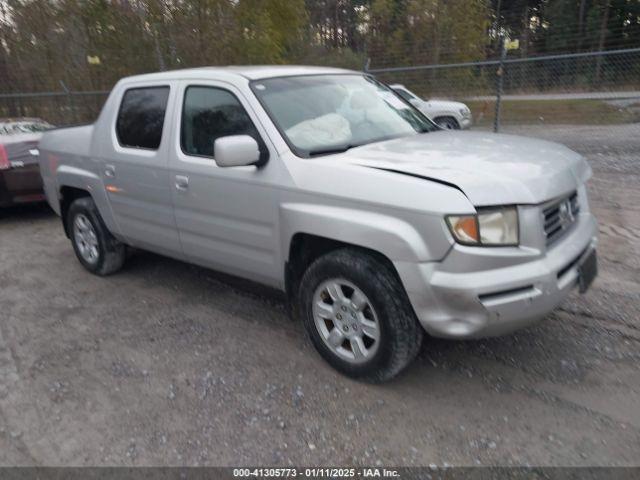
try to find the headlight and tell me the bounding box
[446,207,519,246]
[459,107,471,117]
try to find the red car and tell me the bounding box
[0,118,52,207]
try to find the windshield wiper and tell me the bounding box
[307,144,359,157]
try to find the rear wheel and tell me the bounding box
[298,248,423,382]
[435,116,460,130]
[67,197,126,276]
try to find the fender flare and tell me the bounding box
[280,203,437,265]
[57,165,121,236]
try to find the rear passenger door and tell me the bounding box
[168,81,281,286]
[104,83,183,258]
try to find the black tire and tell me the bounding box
[435,116,460,130]
[66,196,126,276]
[297,248,423,383]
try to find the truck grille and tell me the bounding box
[543,192,579,246]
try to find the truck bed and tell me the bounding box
[38,124,95,214]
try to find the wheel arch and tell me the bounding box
[60,186,91,237]
[56,165,121,238]
[281,203,436,301]
[432,115,461,129]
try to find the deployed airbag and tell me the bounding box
[285,113,352,151]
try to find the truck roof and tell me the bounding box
[120,65,358,84]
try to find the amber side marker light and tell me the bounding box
[446,215,480,245]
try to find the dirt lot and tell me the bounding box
[0,124,639,467]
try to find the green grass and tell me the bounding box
[465,98,640,126]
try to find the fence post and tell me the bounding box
[493,37,507,133]
[59,80,76,125]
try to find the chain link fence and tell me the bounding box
[1,47,639,135]
[0,88,109,126]
[367,47,640,132]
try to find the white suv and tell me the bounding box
[390,84,472,129]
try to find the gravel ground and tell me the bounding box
[0,124,639,467]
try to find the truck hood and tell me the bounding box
[330,131,590,206]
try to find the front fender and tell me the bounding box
[280,203,451,264]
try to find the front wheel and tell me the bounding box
[297,248,423,382]
[67,196,126,276]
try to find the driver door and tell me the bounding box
[168,81,281,287]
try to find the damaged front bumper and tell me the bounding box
[395,209,598,339]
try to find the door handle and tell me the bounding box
[104,164,115,178]
[175,175,189,191]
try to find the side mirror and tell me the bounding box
[213,135,260,168]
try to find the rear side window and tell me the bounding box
[116,86,170,150]
[181,86,266,161]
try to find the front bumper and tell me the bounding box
[395,211,598,339]
[459,116,472,129]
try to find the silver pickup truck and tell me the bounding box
[39,66,598,382]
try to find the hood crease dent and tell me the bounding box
[332,131,589,206]
[360,165,469,200]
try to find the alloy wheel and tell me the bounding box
[73,213,99,264]
[312,279,380,364]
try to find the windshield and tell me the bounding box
[250,74,437,157]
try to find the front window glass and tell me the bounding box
[251,74,436,157]
[181,86,265,160]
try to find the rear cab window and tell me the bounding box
[116,86,170,150]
